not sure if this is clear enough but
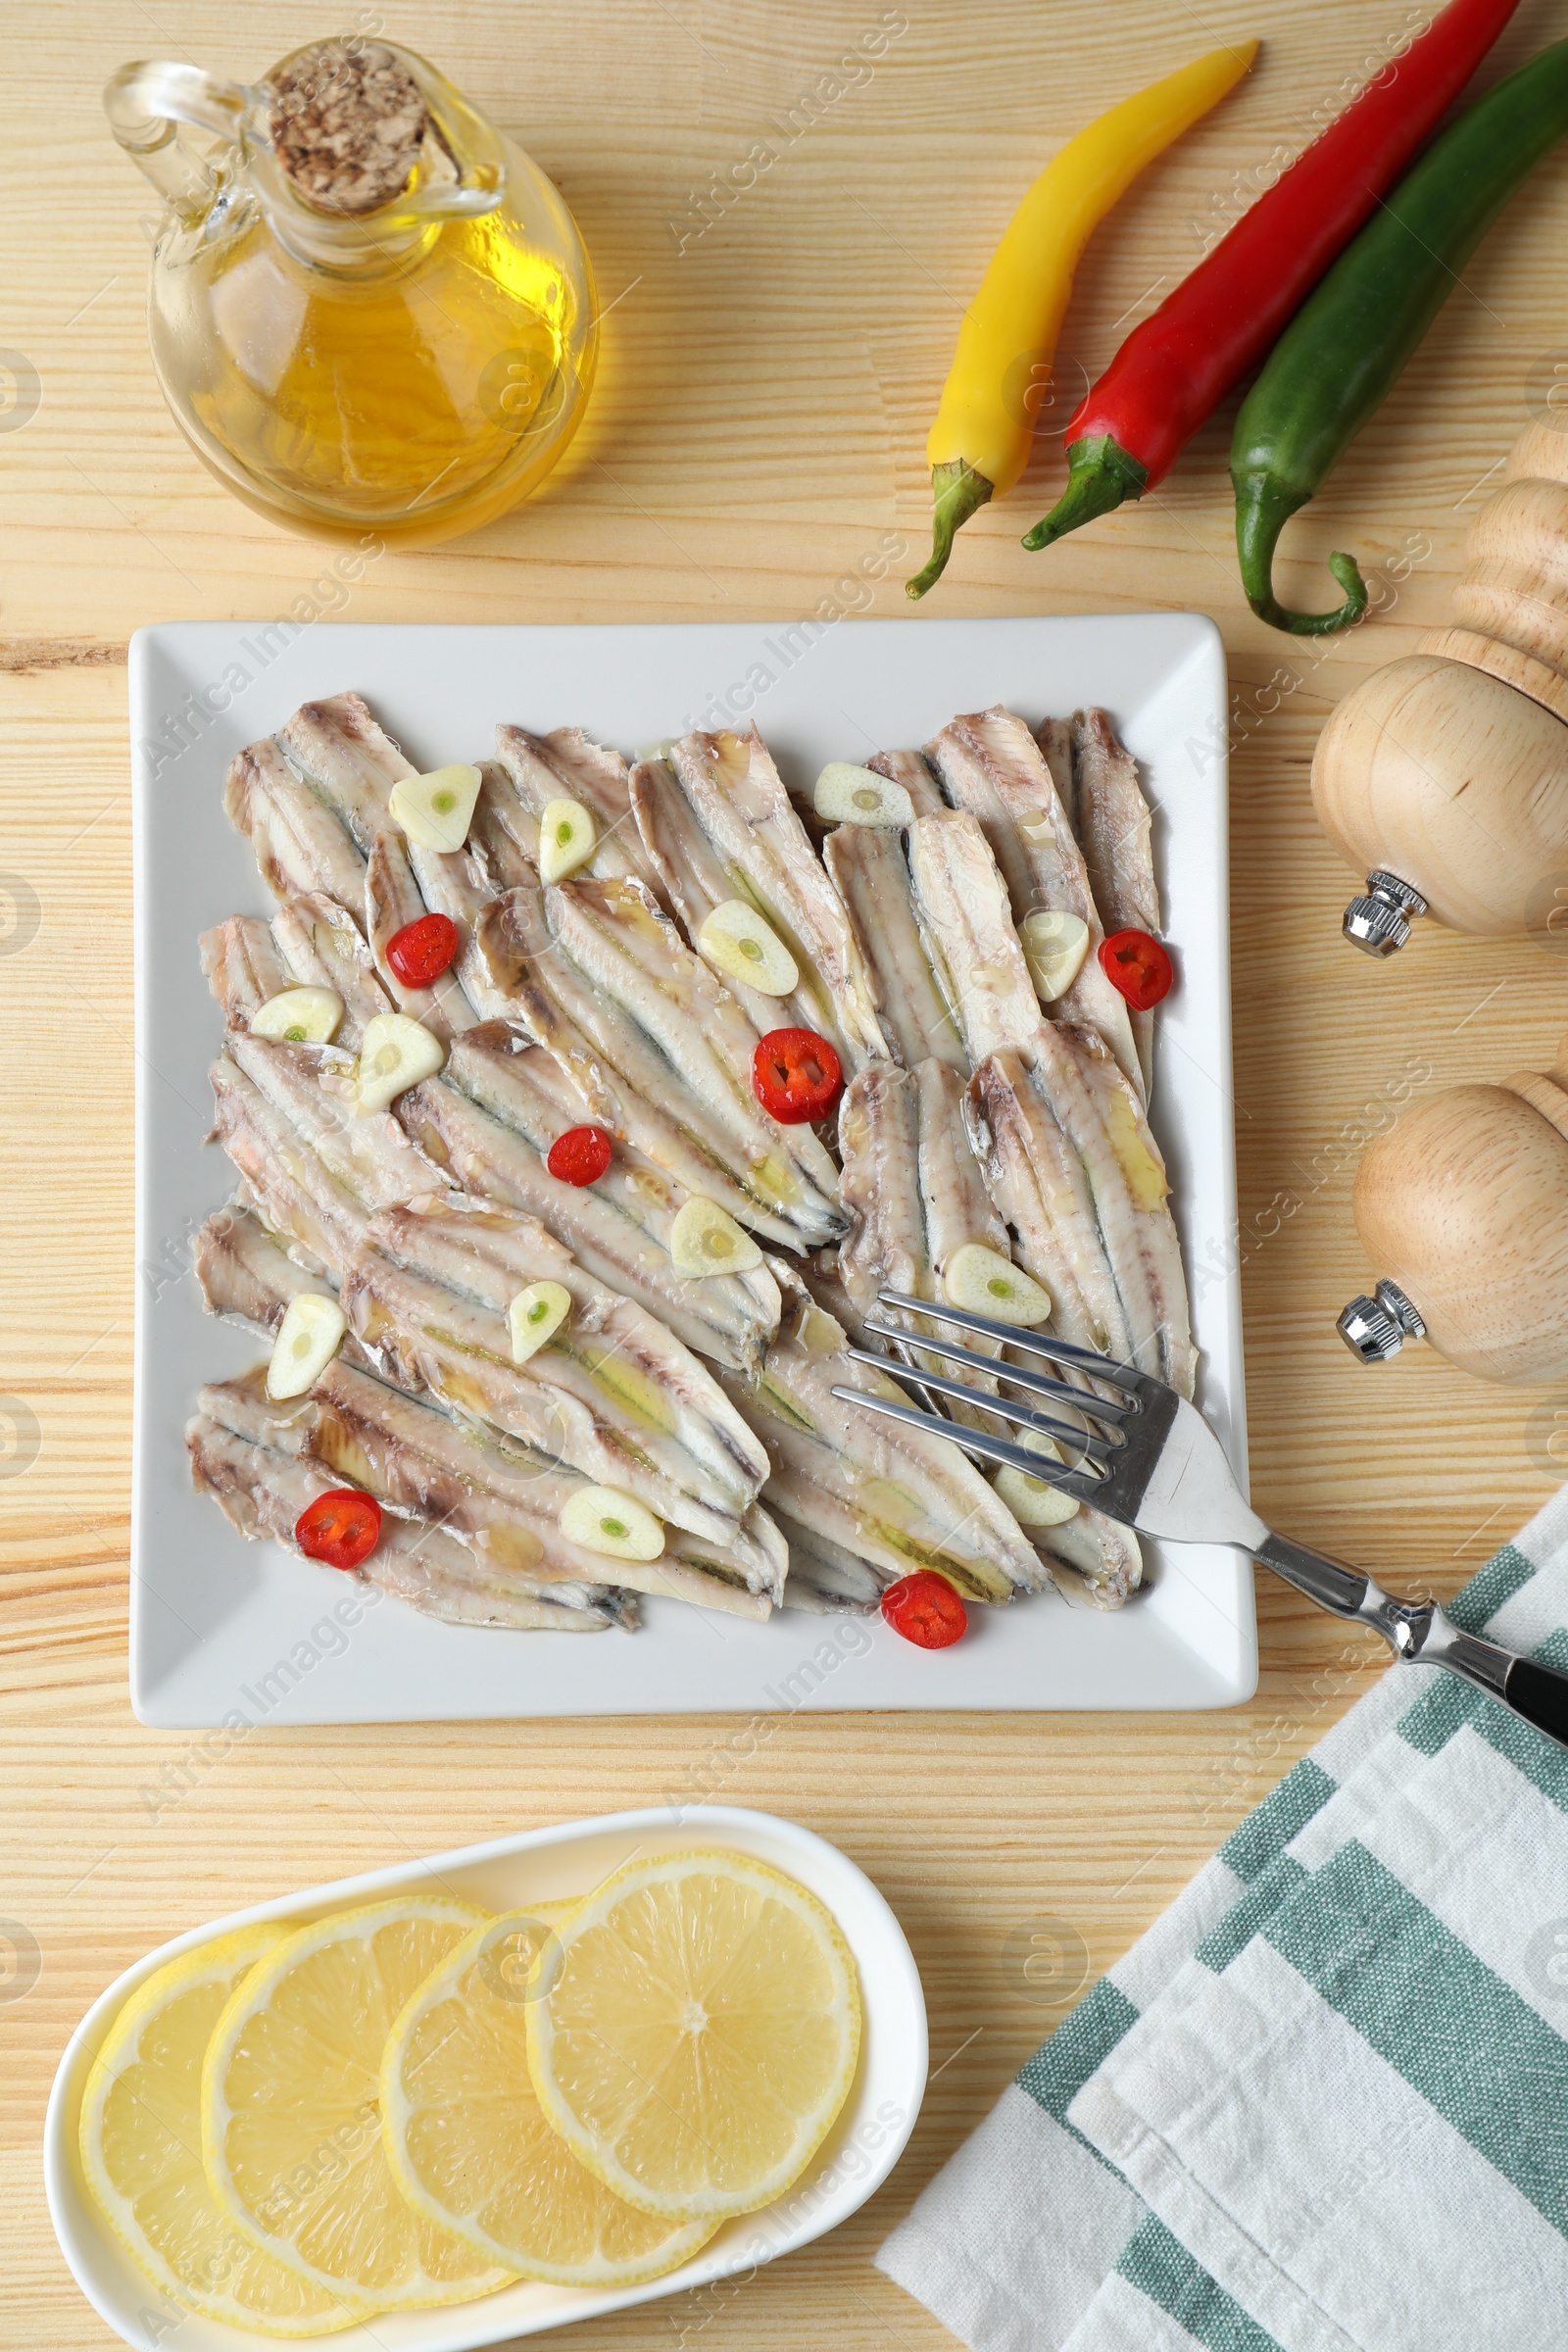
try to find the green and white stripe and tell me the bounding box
[878,1484,1568,2352]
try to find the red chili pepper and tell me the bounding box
[752,1027,843,1125]
[385,912,459,989]
[1023,0,1522,552]
[1099,928,1173,1011]
[546,1123,613,1186]
[295,1488,382,1571]
[881,1570,968,1649]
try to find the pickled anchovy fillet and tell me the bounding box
[628,756,785,1034]
[192,1210,778,1615]
[344,1198,769,1552]
[194,1201,329,1335]
[926,706,1141,1097]
[1068,709,1159,1097]
[200,917,291,1027]
[1036,717,1075,827]
[207,1048,771,1553]
[478,879,844,1250]
[663,728,890,1071]
[865,747,947,819]
[425,1024,780,1374]
[270,892,397,1047]
[966,1039,1193,1396]
[202,1365,617,1609]
[548,876,841,1225]
[276,692,408,856]
[210,1053,369,1272]
[223,1031,447,1220]
[224,735,368,911]
[720,1273,1045,1600]
[494,724,659,892]
[1032,1505,1143,1611]
[906,808,1046,1068]
[466,763,538,893]
[838,1059,1007,1421]
[776,1511,885,1614]
[365,828,478,1041]
[823,826,965,1072]
[400,836,516,1027]
[188,1414,616,1632]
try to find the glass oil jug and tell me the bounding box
[105,38,598,547]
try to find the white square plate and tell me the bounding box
[46,1804,927,2351]
[129,614,1253,1726]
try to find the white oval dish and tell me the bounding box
[46,1805,926,2352]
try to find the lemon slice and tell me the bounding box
[382,1906,717,2287]
[79,1925,366,2336]
[526,1850,860,2220]
[202,1897,514,2310]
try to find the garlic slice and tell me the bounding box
[944,1243,1052,1325]
[356,1012,445,1112]
[995,1462,1080,1528]
[813,761,913,830]
[266,1293,347,1401]
[669,1194,763,1277]
[509,1279,571,1364]
[538,797,597,884]
[560,1485,665,1561]
[249,986,344,1045]
[1019,909,1090,1003]
[388,762,482,853]
[697,900,799,998]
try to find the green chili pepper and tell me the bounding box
[1232,36,1568,636]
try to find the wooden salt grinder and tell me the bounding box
[1311,420,1568,956]
[1340,1030,1568,1381]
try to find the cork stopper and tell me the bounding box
[268,41,429,217]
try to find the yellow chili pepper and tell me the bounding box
[907,41,1259,599]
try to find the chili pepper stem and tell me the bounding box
[906,461,995,600]
[1022,433,1149,550]
[1234,469,1369,633]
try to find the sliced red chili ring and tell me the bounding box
[546,1123,614,1186]
[1098,927,1174,1012]
[295,1488,382,1571]
[752,1026,843,1125]
[385,911,460,989]
[881,1569,967,1649]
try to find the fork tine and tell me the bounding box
[858,1318,1137,1426]
[844,1348,1120,1465]
[831,1385,1104,1499]
[875,1288,1146,1392]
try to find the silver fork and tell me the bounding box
[835,1290,1568,1750]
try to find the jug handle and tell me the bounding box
[103,61,250,218]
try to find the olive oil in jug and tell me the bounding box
[105,38,598,546]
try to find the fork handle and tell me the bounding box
[1503,1656,1568,1747]
[1255,1532,1568,1751]
[1253,1534,1371,1620]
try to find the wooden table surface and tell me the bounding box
[7,0,1568,2341]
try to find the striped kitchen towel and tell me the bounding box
[877,1485,1568,2352]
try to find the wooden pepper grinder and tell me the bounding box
[1340,1029,1568,1379]
[1312,419,1568,955]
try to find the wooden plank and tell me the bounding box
[5,1,1568,2341]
